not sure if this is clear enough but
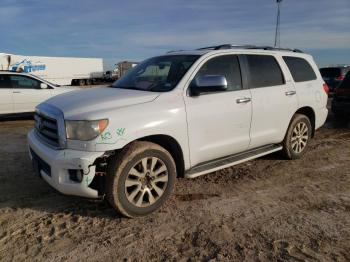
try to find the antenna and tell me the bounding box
[274,0,283,47]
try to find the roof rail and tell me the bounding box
[197,44,303,53]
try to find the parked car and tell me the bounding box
[28,45,328,217]
[332,71,350,122]
[320,65,350,94]
[0,72,76,117]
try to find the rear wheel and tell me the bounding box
[282,114,312,159]
[106,141,176,217]
[78,79,86,86]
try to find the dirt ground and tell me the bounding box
[0,115,349,262]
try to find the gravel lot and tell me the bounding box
[0,115,349,261]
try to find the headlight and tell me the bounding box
[65,119,108,141]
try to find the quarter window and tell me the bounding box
[283,56,317,82]
[195,55,242,91]
[246,55,285,88]
[9,75,41,89]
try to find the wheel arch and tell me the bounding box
[110,134,185,178]
[293,106,316,137]
[138,134,185,178]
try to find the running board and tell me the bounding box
[185,144,282,179]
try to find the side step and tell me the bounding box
[185,144,282,179]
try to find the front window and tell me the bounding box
[112,55,199,92]
[10,75,41,89]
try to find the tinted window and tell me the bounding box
[113,55,199,92]
[246,55,284,88]
[341,67,350,76]
[283,56,317,82]
[0,75,11,88]
[195,55,242,91]
[10,75,41,89]
[320,68,341,78]
[338,72,350,89]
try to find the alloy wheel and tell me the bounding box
[291,122,309,153]
[124,157,168,207]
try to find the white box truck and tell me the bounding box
[0,53,104,86]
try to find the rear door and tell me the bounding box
[10,75,52,113]
[244,54,298,149]
[0,75,14,114]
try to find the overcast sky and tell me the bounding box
[0,0,349,70]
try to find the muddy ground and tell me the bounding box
[0,115,349,262]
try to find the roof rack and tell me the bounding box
[197,44,303,53]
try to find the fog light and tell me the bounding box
[68,169,84,182]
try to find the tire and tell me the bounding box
[106,141,176,218]
[282,114,312,160]
[78,79,86,86]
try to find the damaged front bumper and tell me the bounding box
[27,129,105,198]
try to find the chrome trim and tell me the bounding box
[35,103,66,149]
[285,91,296,96]
[236,97,251,104]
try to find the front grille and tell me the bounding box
[34,112,60,147]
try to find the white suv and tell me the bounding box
[28,45,328,217]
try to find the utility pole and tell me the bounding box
[274,0,283,47]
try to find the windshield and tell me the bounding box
[112,55,199,92]
[320,68,341,78]
[29,74,59,87]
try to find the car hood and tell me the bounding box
[44,87,160,119]
[52,85,81,93]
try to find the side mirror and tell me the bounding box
[190,75,227,96]
[40,83,48,89]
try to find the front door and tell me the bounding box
[184,55,252,167]
[0,75,14,114]
[10,75,52,113]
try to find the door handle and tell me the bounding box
[13,91,21,94]
[236,97,251,104]
[285,91,296,96]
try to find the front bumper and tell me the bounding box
[28,129,104,198]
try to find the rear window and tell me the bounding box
[283,56,317,82]
[246,55,285,88]
[341,67,350,76]
[320,68,341,78]
[338,72,350,89]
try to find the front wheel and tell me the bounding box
[282,114,312,159]
[106,141,176,217]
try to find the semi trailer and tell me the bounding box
[0,53,104,86]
